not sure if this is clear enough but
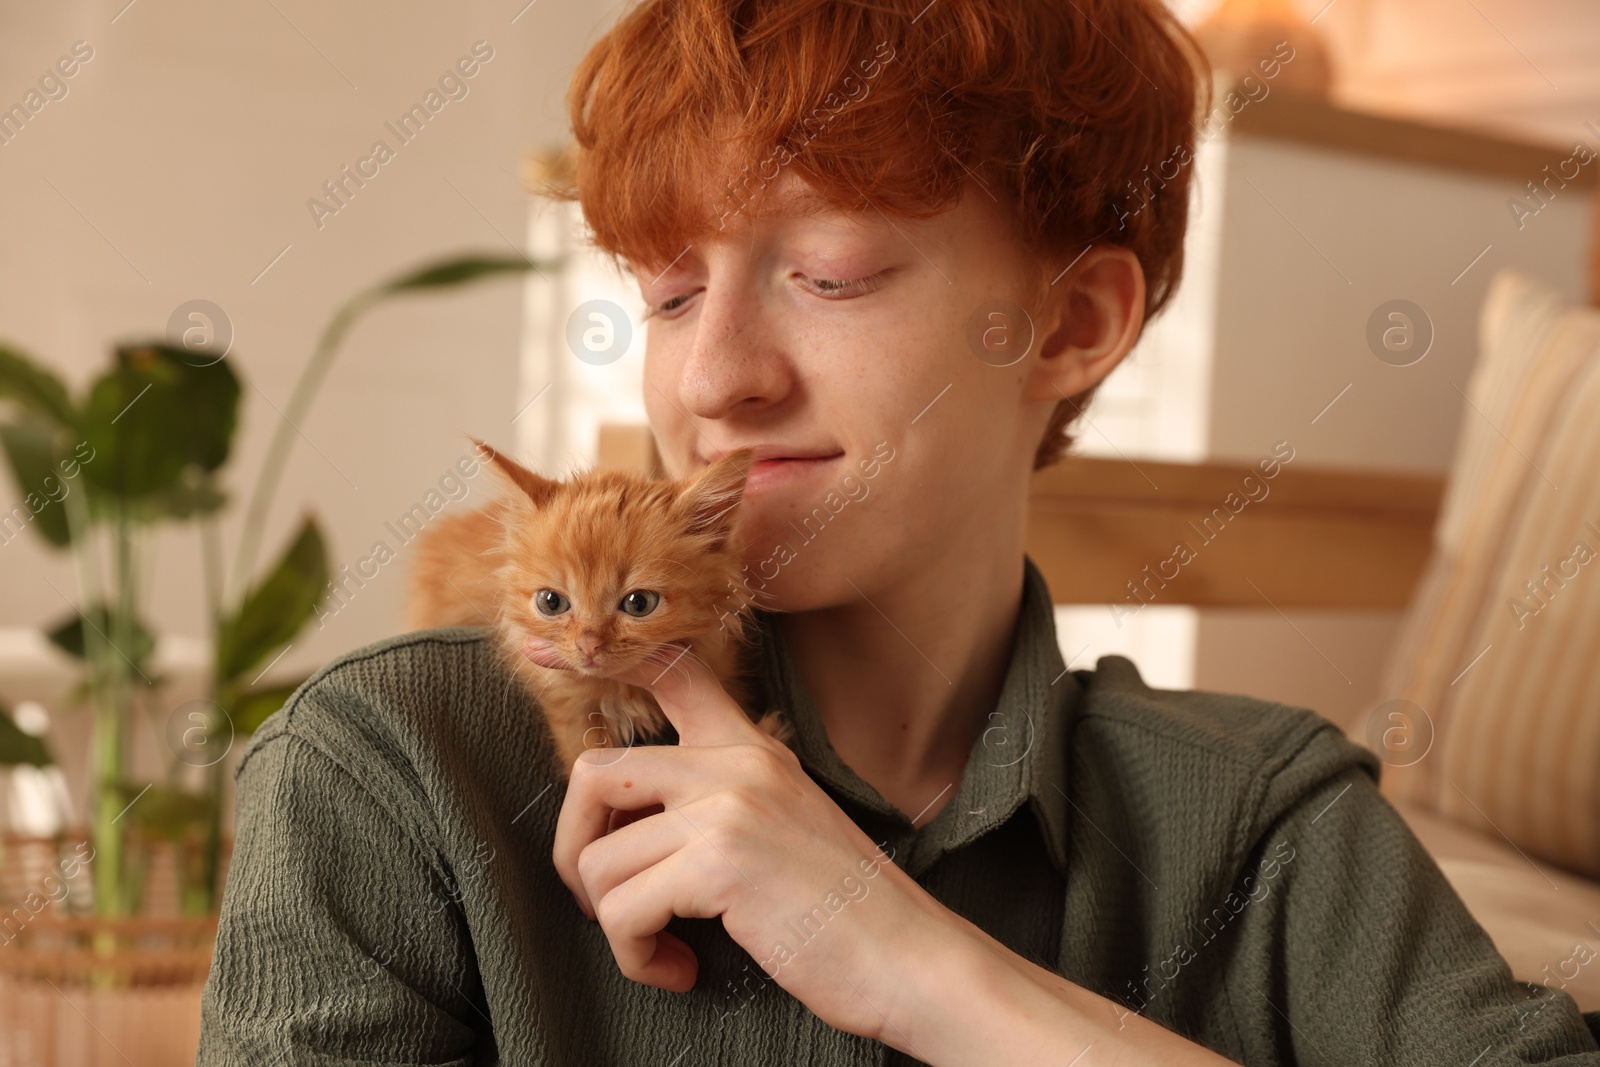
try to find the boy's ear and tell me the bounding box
[1023,246,1146,402]
[677,448,753,549]
[470,436,559,508]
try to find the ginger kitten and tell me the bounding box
[406,439,791,775]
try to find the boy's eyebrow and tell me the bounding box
[761,183,883,225]
[622,183,882,280]
[762,184,832,214]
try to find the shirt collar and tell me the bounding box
[751,555,1077,878]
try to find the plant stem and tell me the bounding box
[86,505,133,920]
[62,479,117,918]
[109,504,141,914]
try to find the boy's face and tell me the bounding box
[634,171,1086,612]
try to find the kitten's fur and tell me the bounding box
[407,439,791,775]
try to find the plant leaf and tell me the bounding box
[0,704,52,767]
[0,343,77,428]
[45,603,157,666]
[0,418,77,547]
[380,253,549,294]
[81,343,240,499]
[215,517,327,684]
[219,676,310,735]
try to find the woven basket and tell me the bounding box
[0,834,229,1067]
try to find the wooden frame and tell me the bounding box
[1027,456,1443,610]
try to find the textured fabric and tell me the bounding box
[198,555,1600,1065]
[1377,269,1600,879]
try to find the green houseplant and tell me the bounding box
[0,252,550,922]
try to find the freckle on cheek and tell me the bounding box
[623,781,633,789]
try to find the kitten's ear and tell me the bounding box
[677,447,753,549]
[471,436,559,508]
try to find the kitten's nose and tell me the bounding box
[576,634,603,663]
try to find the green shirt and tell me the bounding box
[198,556,1600,1066]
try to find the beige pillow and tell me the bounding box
[1377,268,1600,880]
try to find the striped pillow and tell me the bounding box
[1376,269,1600,880]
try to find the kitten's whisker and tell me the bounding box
[488,628,563,703]
[638,644,682,672]
[637,645,689,683]
[708,584,781,640]
[489,645,536,706]
[640,641,714,687]
[675,645,715,674]
[491,641,536,687]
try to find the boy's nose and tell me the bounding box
[677,283,794,421]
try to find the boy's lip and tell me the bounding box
[699,443,845,465]
[743,453,844,494]
[695,444,847,493]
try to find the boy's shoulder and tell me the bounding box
[1074,653,1368,771]
[237,625,550,788]
[1067,654,1381,856]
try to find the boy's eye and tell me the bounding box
[645,270,887,320]
[801,270,888,299]
[644,291,698,320]
[618,590,661,617]
[534,590,570,617]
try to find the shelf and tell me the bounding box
[1228,83,1598,190]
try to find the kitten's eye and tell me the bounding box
[618,590,661,618]
[534,590,570,617]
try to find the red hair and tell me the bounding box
[536,0,1211,468]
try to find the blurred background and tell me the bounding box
[1,0,1598,1061]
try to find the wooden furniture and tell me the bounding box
[1232,86,1600,192]
[1025,456,1443,609]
